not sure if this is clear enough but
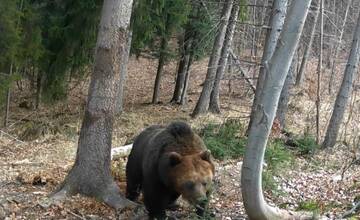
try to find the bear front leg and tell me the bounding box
[142,183,173,219]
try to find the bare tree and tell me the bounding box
[241,0,313,219]
[191,0,233,117]
[322,9,360,149]
[247,0,288,134]
[209,2,240,114]
[152,38,167,104]
[328,0,352,94]
[52,0,135,210]
[295,0,320,86]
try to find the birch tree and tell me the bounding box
[247,0,288,134]
[191,0,233,117]
[241,0,313,219]
[322,9,360,149]
[52,0,135,210]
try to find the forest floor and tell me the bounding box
[0,56,360,219]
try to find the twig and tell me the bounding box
[341,201,360,219]
[0,130,25,144]
[8,112,35,128]
[67,210,86,220]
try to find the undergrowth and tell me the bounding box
[199,120,317,195]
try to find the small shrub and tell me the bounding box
[199,119,246,160]
[293,134,319,156]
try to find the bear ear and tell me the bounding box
[199,150,211,162]
[168,152,182,166]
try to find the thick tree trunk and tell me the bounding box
[276,53,296,129]
[328,0,352,94]
[241,0,313,219]
[191,0,233,117]
[322,9,360,149]
[209,2,240,114]
[53,0,135,210]
[116,30,132,114]
[247,0,288,135]
[295,0,320,86]
[171,34,192,104]
[152,38,167,104]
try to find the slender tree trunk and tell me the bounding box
[322,9,360,149]
[276,53,296,129]
[191,0,233,117]
[171,34,192,103]
[152,38,167,104]
[241,0,313,219]
[209,2,240,114]
[246,0,288,135]
[4,64,13,127]
[295,0,320,86]
[35,71,43,109]
[328,0,352,94]
[53,0,135,210]
[180,53,194,106]
[315,0,324,144]
[116,30,132,114]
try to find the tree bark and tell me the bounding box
[191,0,233,117]
[328,0,352,94]
[171,33,192,104]
[241,0,313,219]
[246,0,288,135]
[209,2,240,114]
[152,38,167,104]
[180,52,194,106]
[4,64,13,127]
[116,30,132,114]
[53,0,135,210]
[295,0,320,86]
[276,53,296,129]
[322,9,360,149]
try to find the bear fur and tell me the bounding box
[126,121,215,219]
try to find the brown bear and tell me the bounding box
[126,121,215,219]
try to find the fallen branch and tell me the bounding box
[341,201,360,219]
[228,50,256,92]
[111,144,133,159]
[0,130,25,144]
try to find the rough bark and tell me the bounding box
[328,0,352,94]
[4,64,13,127]
[152,38,167,104]
[322,9,360,149]
[116,30,132,114]
[53,0,135,210]
[241,0,313,219]
[35,71,43,109]
[209,2,240,114]
[295,0,320,86]
[246,0,288,135]
[191,0,233,117]
[276,53,296,129]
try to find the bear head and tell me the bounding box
[160,150,215,206]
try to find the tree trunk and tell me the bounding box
[180,52,194,106]
[209,2,240,114]
[328,0,352,94]
[35,71,43,109]
[246,0,288,135]
[276,53,296,129]
[295,0,320,86]
[241,0,313,219]
[53,0,135,210]
[116,30,132,114]
[4,64,13,127]
[191,0,233,117]
[171,34,192,104]
[315,0,324,144]
[152,38,167,104]
[322,9,360,149]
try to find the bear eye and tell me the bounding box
[183,181,195,190]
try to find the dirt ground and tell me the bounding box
[0,56,359,219]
